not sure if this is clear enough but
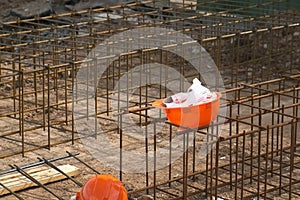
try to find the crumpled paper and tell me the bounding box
[163,78,216,108]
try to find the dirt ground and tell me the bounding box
[0,2,149,200]
[0,0,38,20]
[0,1,299,200]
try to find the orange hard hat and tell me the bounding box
[153,92,221,129]
[76,174,128,200]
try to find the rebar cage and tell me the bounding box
[0,0,299,199]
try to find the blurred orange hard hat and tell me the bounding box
[76,174,128,200]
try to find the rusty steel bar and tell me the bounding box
[10,165,63,200]
[38,157,83,187]
[0,1,299,199]
[0,182,25,200]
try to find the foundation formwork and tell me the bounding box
[0,0,299,199]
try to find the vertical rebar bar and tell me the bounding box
[42,53,46,131]
[241,130,246,199]
[279,105,284,195]
[229,101,233,190]
[257,109,262,198]
[169,124,172,187]
[153,120,157,200]
[234,115,239,198]
[214,135,219,199]
[47,59,51,149]
[119,112,123,181]
[264,125,270,199]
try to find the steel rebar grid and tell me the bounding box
[0,152,109,199]
[124,74,299,199]
[0,1,299,199]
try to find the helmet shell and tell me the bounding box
[76,174,128,200]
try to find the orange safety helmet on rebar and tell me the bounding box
[153,92,221,129]
[75,174,128,200]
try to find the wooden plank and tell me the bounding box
[0,164,80,195]
[0,166,49,182]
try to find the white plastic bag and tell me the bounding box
[163,78,216,108]
[70,195,76,200]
